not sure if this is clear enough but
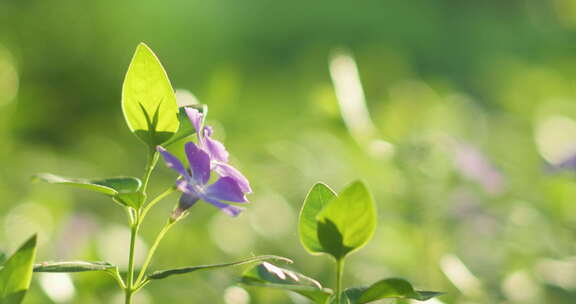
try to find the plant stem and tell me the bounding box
[142,149,159,194]
[124,149,159,304]
[335,258,344,303]
[125,291,133,304]
[134,221,175,288]
[140,187,177,221]
[125,219,140,304]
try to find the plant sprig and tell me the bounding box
[241,181,443,304]
[33,43,271,304]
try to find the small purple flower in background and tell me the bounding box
[185,108,252,194]
[157,143,247,217]
[453,142,505,195]
[546,153,576,173]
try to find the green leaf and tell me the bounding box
[338,287,366,304]
[148,255,291,280]
[162,104,207,147]
[34,173,143,208]
[0,252,6,265]
[34,261,125,289]
[316,181,376,260]
[357,278,442,303]
[114,192,146,209]
[0,235,37,304]
[122,43,179,147]
[34,261,115,272]
[299,183,337,254]
[242,262,333,304]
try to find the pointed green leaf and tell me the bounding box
[34,261,125,289]
[299,183,337,254]
[0,252,6,265]
[163,104,207,147]
[148,255,291,280]
[342,287,365,303]
[316,181,376,260]
[0,235,37,304]
[242,262,333,304]
[34,261,115,272]
[114,192,146,209]
[122,43,179,146]
[329,293,354,304]
[34,173,143,208]
[357,278,442,303]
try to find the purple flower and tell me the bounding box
[185,107,252,193]
[157,143,247,217]
[453,142,505,195]
[547,153,576,173]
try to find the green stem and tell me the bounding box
[125,220,140,304]
[123,149,160,304]
[335,258,344,303]
[134,221,175,288]
[140,187,177,222]
[125,291,133,304]
[142,149,159,194]
[107,269,126,290]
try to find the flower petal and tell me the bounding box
[178,193,199,211]
[205,176,247,203]
[185,107,204,135]
[171,193,200,220]
[550,153,576,172]
[214,163,252,194]
[201,196,243,217]
[184,142,211,185]
[157,146,190,179]
[203,126,229,163]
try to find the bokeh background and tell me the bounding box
[2,0,576,303]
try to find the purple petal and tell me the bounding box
[157,146,190,180]
[185,107,204,135]
[454,143,505,195]
[203,127,229,163]
[214,163,252,193]
[205,176,247,203]
[550,153,576,172]
[171,193,200,220]
[178,193,199,211]
[175,178,191,193]
[201,196,244,217]
[184,142,211,185]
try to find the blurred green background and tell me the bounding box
[2,0,576,303]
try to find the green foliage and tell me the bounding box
[7,2,576,302]
[122,43,179,147]
[299,183,337,255]
[341,288,364,303]
[247,181,441,303]
[147,255,291,280]
[0,235,37,304]
[34,173,143,208]
[34,261,115,272]
[242,262,333,304]
[34,260,125,289]
[315,181,377,260]
[346,278,443,303]
[162,105,206,147]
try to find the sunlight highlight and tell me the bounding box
[329,49,394,158]
[440,254,482,297]
[535,115,576,164]
[223,286,250,304]
[175,89,200,107]
[39,273,75,303]
[0,45,18,107]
